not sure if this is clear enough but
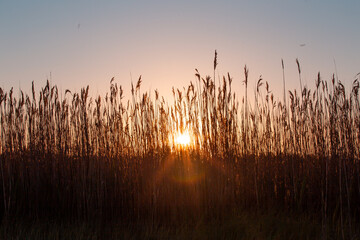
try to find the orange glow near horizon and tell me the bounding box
[174,131,191,147]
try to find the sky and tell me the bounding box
[1,0,360,102]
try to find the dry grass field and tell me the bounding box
[0,54,359,239]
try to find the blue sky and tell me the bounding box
[1,0,359,101]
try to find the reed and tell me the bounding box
[0,54,359,238]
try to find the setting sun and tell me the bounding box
[174,131,191,147]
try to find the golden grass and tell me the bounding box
[0,54,359,238]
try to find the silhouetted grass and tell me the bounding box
[0,53,359,239]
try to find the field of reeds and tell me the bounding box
[0,53,359,239]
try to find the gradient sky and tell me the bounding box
[1,0,359,101]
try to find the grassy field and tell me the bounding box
[0,211,332,239]
[0,54,359,239]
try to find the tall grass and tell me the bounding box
[0,55,359,238]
